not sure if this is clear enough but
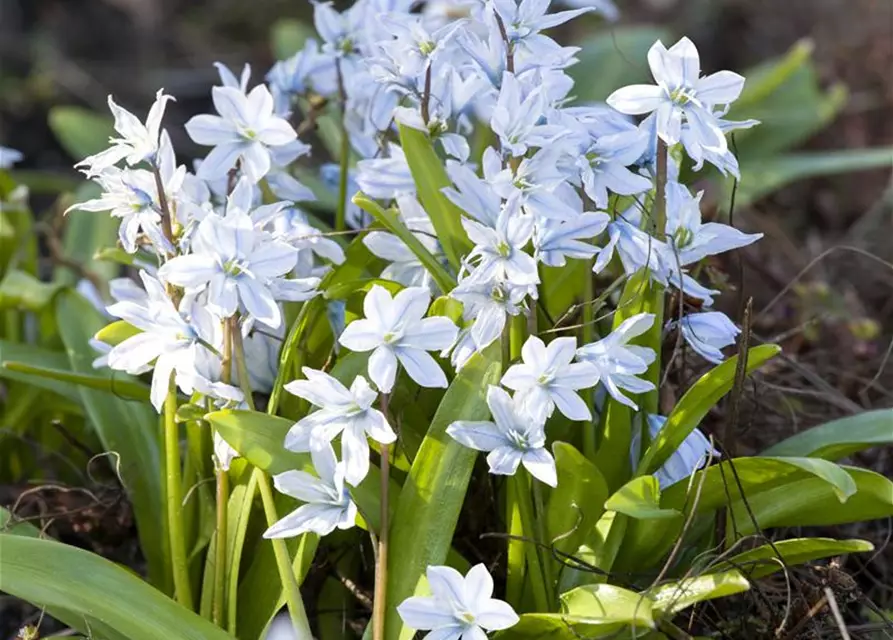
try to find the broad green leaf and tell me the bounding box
[709,537,874,580]
[386,346,501,640]
[732,39,814,112]
[56,183,120,286]
[559,511,628,593]
[353,193,456,294]
[0,506,42,537]
[3,360,150,402]
[605,476,680,520]
[735,149,893,209]
[661,456,859,514]
[762,409,893,460]
[398,124,471,268]
[56,291,167,589]
[647,571,749,615]
[638,344,780,475]
[0,269,63,311]
[0,535,235,640]
[730,466,893,535]
[205,409,393,532]
[325,277,403,301]
[0,340,81,403]
[570,26,671,103]
[548,442,609,560]
[595,270,663,489]
[492,613,639,640]
[561,583,655,629]
[48,106,114,160]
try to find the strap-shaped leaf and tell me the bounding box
[3,360,150,401]
[0,535,235,640]
[398,124,471,269]
[638,344,780,475]
[385,345,501,640]
[647,571,749,615]
[761,408,893,460]
[710,537,873,580]
[353,193,456,294]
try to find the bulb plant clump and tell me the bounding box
[1,1,891,640]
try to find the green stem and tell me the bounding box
[582,265,597,460]
[335,59,350,232]
[231,314,311,638]
[509,313,525,361]
[504,477,526,607]
[257,468,313,639]
[164,381,194,610]
[512,472,550,612]
[372,393,391,640]
[212,468,228,626]
[532,480,554,606]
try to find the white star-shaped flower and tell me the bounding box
[284,368,395,486]
[397,564,519,640]
[338,285,459,393]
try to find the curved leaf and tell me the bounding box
[638,344,780,475]
[353,193,456,294]
[548,442,609,560]
[0,536,235,640]
[56,291,167,589]
[3,360,150,401]
[647,571,749,615]
[205,409,392,532]
[661,456,859,514]
[709,537,874,580]
[0,340,80,403]
[561,583,654,629]
[730,466,893,535]
[605,476,680,520]
[398,124,471,269]
[761,409,893,460]
[385,345,501,640]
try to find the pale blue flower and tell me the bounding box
[669,311,740,364]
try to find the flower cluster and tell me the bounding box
[66,0,762,635]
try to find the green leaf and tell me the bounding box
[548,442,609,560]
[647,571,749,615]
[0,269,63,311]
[2,360,150,402]
[735,149,893,208]
[570,26,671,103]
[638,344,781,475]
[1,506,42,537]
[353,193,456,294]
[0,535,235,640]
[55,291,167,589]
[762,409,893,460]
[605,476,680,520]
[398,124,471,269]
[385,345,501,640]
[730,466,893,535]
[595,270,664,489]
[48,106,115,160]
[56,183,120,286]
[661,456,860,514]
[0,340,81,403]
[709,537,874,580]
[270,18,315,59]
[205,409,393,532]
[561,583,655,629]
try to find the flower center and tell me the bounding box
[490,285,507,304]
[507,429,530,450]
[669,87,694,105]
[673,226,693,248]
[382,330,402,345]
[457,611,477,625]
[496,241,512,257]
[223,258,248,276]
[419,40,436,57]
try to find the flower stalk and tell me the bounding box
[372,392,391,640]
[164,379,193,610]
